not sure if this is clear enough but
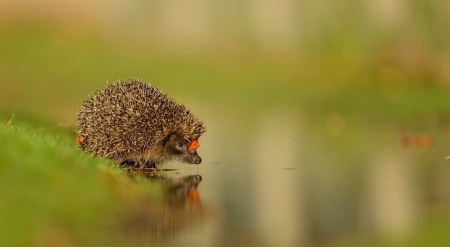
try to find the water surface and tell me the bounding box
[123,108,450,247]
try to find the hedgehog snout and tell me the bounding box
[186,149,202,164]
[163,132,202,164]
[194,156,202,164]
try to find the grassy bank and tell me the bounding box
[0,117,163,246]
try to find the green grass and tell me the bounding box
[0,117,163,247]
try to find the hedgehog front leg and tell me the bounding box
[135,159,156,169]
[120,159,155,171]
[140,160,156,176]
[144,160,157,169]
[134,159,146,169]
[120,160,136,168]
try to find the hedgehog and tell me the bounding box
[76,78,206,169]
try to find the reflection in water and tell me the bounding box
[115,110,450,246]
[253,111,306,246]
[120,174,210,246]
[364,149,419,239]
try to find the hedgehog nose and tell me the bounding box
[193,156,202,164]
[193,175,202,183]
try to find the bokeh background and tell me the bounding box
[2,0,449,123]
[2,1,450,247]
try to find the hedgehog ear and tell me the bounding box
[162,132,181,147]
[162,133,175,147]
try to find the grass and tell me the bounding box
[0,117,164,247]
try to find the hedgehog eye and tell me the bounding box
[176,141,184,149]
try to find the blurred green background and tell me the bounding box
[1,0,449,123]
[2,1,450,247]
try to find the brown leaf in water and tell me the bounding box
[403,135,433,148]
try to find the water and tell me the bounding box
[121,109,450,247]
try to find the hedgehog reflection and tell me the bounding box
[154,174,202,205]
[120,174,209,244]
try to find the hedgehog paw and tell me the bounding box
[120,160,135,168]
[144,161,156,169]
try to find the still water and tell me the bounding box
[121,109,450,247]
